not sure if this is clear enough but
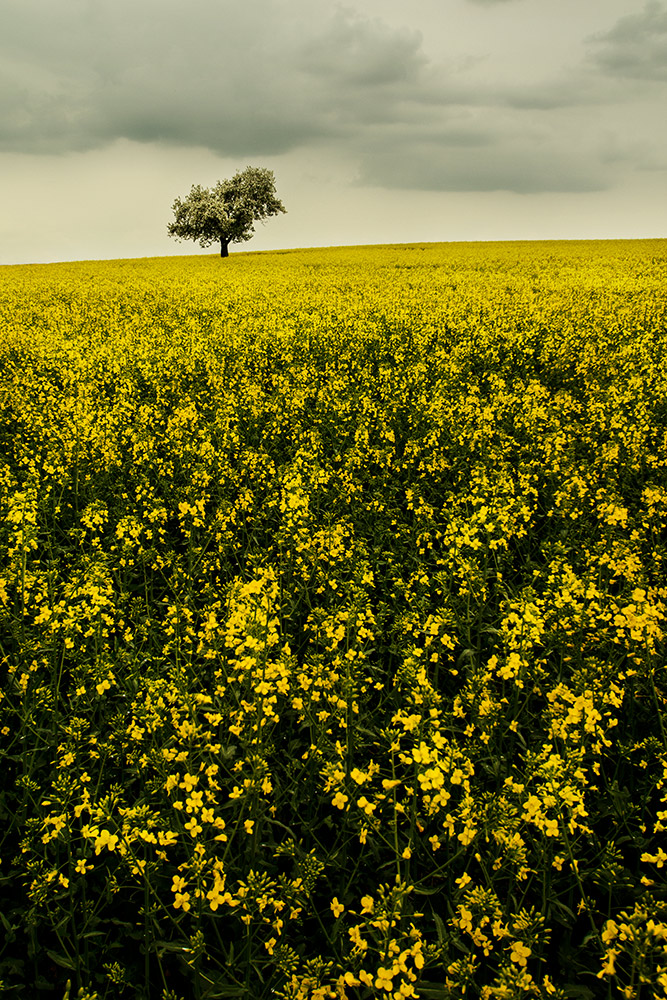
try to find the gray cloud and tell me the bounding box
[0,0,443,156]
[298,9,426,87]
[356,125,608,193]
[588,1,667,80]
[1,0,320,154]
[500,76,610,110]
[0,0,662,201]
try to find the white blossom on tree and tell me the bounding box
[167,166,286,257]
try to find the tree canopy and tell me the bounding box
[167,166,286,257]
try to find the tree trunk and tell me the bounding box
[220,239,229,258]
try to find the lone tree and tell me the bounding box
[167,166,286,258]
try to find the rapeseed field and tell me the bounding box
[1,239,667,999]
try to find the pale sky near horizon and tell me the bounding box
[1,0,666,264]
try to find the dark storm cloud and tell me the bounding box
[588,1,667,80]
[298,9,426,87]
[0,0,655,196]
[1,0,317,154]
[0,0,441,155]
[356,127,607,194]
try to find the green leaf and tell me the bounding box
[45,948,75,970]
[564,986,595,1000]
[412,883,442,896]
[433,911,447,945]
[450,933,471,955]
[548,898,576,925]
[154,940,191,955]
[415,983,449,999]
[35,977,57,991]
[197,988,246,999]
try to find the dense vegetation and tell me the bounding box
[1,240,667,999]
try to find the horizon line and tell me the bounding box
[2,235,666,268]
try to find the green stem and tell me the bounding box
[391,749,401,884]
[558,813,599,944]
[649,663,667,751]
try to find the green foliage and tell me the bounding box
[167,166,286,255]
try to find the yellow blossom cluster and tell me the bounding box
[2,239,667,997]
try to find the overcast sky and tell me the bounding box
[1,0,666,263]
